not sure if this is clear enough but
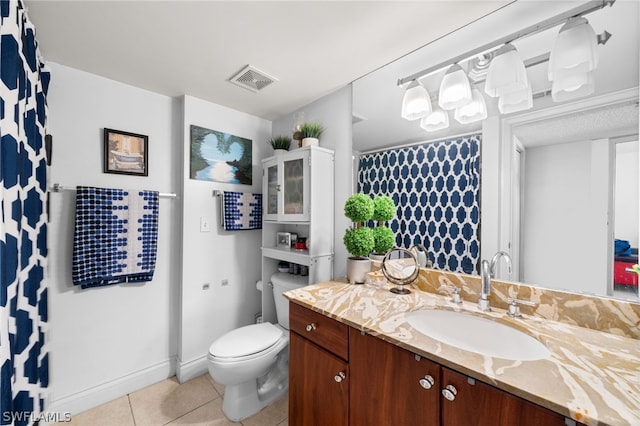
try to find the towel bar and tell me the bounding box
[50,183,177,199]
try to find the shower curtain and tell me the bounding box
[358,134,481,274]
[1,1,50,425]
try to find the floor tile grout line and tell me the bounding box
[127,394,137,426]
[159,396,218,426]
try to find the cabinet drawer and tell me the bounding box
[289,302,348,361]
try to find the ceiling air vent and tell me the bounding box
[229,65,278,93]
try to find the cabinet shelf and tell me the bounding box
[262,246,311,265]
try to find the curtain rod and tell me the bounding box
[358,131,482,156]
[397,0,615,87]
[50,183,177,199]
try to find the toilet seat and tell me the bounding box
[209,323,286,362]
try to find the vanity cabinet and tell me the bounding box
[440,368,569,426]
[349,328,440,426]
[289,302,349,426]
[289,303,583,426]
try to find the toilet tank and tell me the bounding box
[271,272,307,329]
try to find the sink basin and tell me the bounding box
[405,309,550,361]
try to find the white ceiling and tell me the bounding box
[25,0,510,121]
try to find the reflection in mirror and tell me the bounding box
[352,1,639,301]
[509,98,639,300]
[382,248,419,294]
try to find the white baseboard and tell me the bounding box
[176,355,208,383]
[46,358,175,419]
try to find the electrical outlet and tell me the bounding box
[202,283,210,290]
[200,216,211,232]
[221,279,229,286]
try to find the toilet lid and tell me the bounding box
[209,323,283,358]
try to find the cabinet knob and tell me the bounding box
[442,384,458,401]
[334,371,346,383]
[419,375,435,390]
[276,184,281,192]
[305,323,316,332]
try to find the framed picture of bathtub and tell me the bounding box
[103,128,148,176]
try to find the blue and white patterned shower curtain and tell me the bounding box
[358,134,481,274]
[1,1,50,425]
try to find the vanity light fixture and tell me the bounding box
[438,64,472,110]
[454,89,487,124]
[548,17,599,101]
[420,107,450,132]
[498,84,533,114]
[398,1,615,116]
[484,43,529,98]
[551,69,595,102]
[401,80,432,120]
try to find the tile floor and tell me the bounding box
[56,374,288,426]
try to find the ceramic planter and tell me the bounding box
[301,137,319,147]
[346,257,371,284]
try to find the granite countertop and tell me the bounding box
[284,279,640,426]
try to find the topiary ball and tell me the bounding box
[372,195,396,222]
[372,226,395,254]
[344,194,374,223]
[343,227,374,258]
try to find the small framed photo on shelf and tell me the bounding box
[277,232,292,249]
[103,128,148,176]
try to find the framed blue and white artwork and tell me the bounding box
[190,124,252,185]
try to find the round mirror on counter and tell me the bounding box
[382,248,419,294]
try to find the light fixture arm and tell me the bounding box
[397,0,615,87]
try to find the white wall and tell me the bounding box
[46,63,181,414]
[272,86,352,279]
[521,139,610,295]
[178,95,271,380]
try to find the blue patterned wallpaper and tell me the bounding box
[357,134,481,274]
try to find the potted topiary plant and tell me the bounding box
[343,193,375,284]
[299,122,324,147]
[370,195,397,266]
[266,135,292,154]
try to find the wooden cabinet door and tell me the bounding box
[441,367,569,426]
[289,332,348,426]
[349,329,440,426]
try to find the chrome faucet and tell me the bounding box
[478,251,512,312]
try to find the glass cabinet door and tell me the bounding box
[264,160,279,221]
[262,150,310,222]
[283,158,304,215]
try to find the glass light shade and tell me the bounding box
[484,43,529,98]
[401,81,432,120]
[454,89,487,124]
[548,17,598,81]
[420,108,449,132]
[551,70,594,102]
[438,64,472,110]
[498,84,532,114]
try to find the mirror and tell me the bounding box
[382,248,419,294]
[352,1,639,301]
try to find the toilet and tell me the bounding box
[207,272,306,421]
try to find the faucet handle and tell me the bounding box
[442,285,462,304]
[506,298,536,318]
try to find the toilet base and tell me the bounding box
[220,350,289,421]
[222,377,288,421]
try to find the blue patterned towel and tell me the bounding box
[222,191,262,231]
[72,186,159,288]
